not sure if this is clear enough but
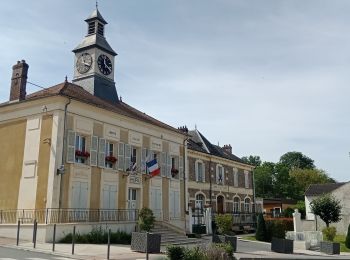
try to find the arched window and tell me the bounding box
[244,197,251,213]
[195,194,205,213]
[233,197,240,213]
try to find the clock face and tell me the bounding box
[76,53,92,74]
[97,54,112,75]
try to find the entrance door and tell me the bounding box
[128,188,138,220]
[217,195,224,214]
[150,188,162,220]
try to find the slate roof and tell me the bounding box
[188,129,246,165]
[73,34,117,56]
[0,81,184,135]
[305,182,347,196]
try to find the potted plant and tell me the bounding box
[131,208,161,253]
[212,214,237,252]
[75,150,90,158]
[105,155,117,163]
[171,168,179,177]
[320,227,340,255]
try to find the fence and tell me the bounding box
[0,208,139,224]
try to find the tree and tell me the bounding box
[279,151,315,170]
[290,168,335,193]
[254,162,275,198]
[345,224,350,249]
[255,213,267,241]
[310,194,342,227]
[241,155,262,167]
[273,163,300,200]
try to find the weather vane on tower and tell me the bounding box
[96,0,98,10]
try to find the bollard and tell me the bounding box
[16,220,20,246]
[146,231,149,260]
[72,226,76,255]
[33,220,37,248]
[52,224,56,252]
[107,228,111,260]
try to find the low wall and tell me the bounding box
[0,222,136,243]
[315,215,350,235]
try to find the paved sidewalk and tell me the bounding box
[0,237,165,260]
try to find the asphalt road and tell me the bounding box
[237,239,271,253]
[0,246,74,260]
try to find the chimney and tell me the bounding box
[223,144,232,154]
[9,60,29,101]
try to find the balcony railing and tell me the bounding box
[0,208,138,224]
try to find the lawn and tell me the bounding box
[334,235,350,253]
[240,235,257,241]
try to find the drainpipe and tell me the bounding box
[252,167,256,213]
[209,159,212,206]
[58,98,71,209]
[183,136,189,233]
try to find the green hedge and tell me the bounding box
[265,219,293,242]
[59,226,131,244]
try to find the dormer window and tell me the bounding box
[97,23,104,36]
[88,21,95,34]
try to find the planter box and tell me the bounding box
[271,238,293,254]
[130,232,161,253]
[192,224,206,234]
[320,241,340,255]
[212,234,237,252]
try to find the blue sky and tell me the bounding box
[1,1,350,181]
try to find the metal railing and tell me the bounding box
[0,208,139,224]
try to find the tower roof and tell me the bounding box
[85,9,107,25]
[72,34,117,56]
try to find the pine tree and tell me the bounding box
[255,213,267,241]
[345,224,350,249]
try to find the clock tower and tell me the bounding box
[72,7,118,103]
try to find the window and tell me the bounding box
[244,198,251,213]
[105,142,115,169]
[244,170,249,189]
[88,21,95,34]
[233,168,238,187]
[233,197,240,213]
[196,161,205,182]
[195,194,205,214]
[75,134,87,164]
[216,165,224,185]
[97,23,104,36]
[171,156,179,179]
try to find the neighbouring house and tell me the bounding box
[0,7,187,239]
[305,182,350,234]
[262,198,297,217]
[184,128,256,232]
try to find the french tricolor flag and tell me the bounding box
[146,158,161,177]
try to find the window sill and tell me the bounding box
[73,163,91,170]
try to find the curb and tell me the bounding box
[237,238,271,245]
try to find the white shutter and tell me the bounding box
[161,152,166,177]
[90,136,98,166]
[195,161,198,181]
[67,130,76,163]
[179,156,183,180]
[167,154,171,178]
[124,144,131,171]
[98,138,106,168]
[118,143,124,171]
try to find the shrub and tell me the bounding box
[283,207,294,218]
[138,207,155,232]
[213,243,234,257]
[322,226,337,242]
[215,214,232,235]
[167,245,185,260]
[255,213,267,241]
[59,228,131,244]
[265,219,293,242]
[183,246,206,260]
[346,224,350,249]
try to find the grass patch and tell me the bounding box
[334,235,350,253]
[241,235,257,241]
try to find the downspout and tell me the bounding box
[183,135,189,233]
[58,97,71,209]
[252,166,256,213]
[209,159,212,206]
